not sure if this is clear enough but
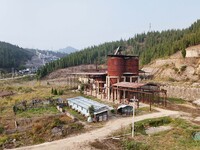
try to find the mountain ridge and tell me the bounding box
[0,41,68,71]
[57,46,78,54]
[37,19,200,79]
[0,41,34,70]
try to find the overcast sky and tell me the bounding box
[0,0,200,50]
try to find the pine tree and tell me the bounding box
[182,49,186,58]
[54,89,58,95]
[51,88,54,94]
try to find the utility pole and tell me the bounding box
[149,23,151,32]
[130,96,138,138]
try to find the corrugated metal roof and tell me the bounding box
[112,82,146,89]
[67,96,109,112]
[117,104,133,109]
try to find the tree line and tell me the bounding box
[0,41,34,70]
[37,20,200,79]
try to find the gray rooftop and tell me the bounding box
[67,96,110,113]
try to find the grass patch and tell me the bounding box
[33,137,45,144]
[110,118,200,150]
[0,136,8,146]
[168,77,177,82]
[17,86,34,93]
[51,118,66,128]
[65,107,86,121]
[16,106,59,118]
[146,118,200,150]
[167,97,186,104]
[112,117,172,137]
[136,107,156,116]
[134,117,172,135]
[122,140,149,150]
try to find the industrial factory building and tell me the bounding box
[69,47,167,109]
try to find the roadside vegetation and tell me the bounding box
[16,106,59,118]
[167,97,186,104]
[90,117,200,150]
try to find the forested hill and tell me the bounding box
[0,41,34,69]
[37,20,200,79]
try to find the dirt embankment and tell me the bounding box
[45,64,97,80]
[0,91,14,97]
[142,50,200,82]
[142,46,200,101]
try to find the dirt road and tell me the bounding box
[13,108,179,150]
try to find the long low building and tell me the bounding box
[67,96,111,121]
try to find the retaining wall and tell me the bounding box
[162,85,200,101]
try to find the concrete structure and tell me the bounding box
[67,96,109,121]
[112,82,167,110]
[69,47,167,109]
[107,55,139,100]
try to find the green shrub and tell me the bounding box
[134,117,172,134]
[122,140,149,150]
[180,65,187,72]
[168,77,176,82]
[0,136,8,146]
[173,67,179,73]
[58,90,64,95]
[0,125,4,134]
[54,89,58,95]
[89,105,95,118]
[135,123,146,134]
[69,123,84,130]
[79,84,85,94]
[111,109,115,114]
[17,86,33,93]
[52,118,65,127]
[168,97,185,104]
[33,137,45,144]
[182,49,186,58]
[52,88,64,95]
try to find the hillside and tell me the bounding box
[37,20,200,79]
[142,47,200,82]
[0,41,69,71]
[0,41,34,70]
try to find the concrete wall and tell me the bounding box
[162,85,200,101]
